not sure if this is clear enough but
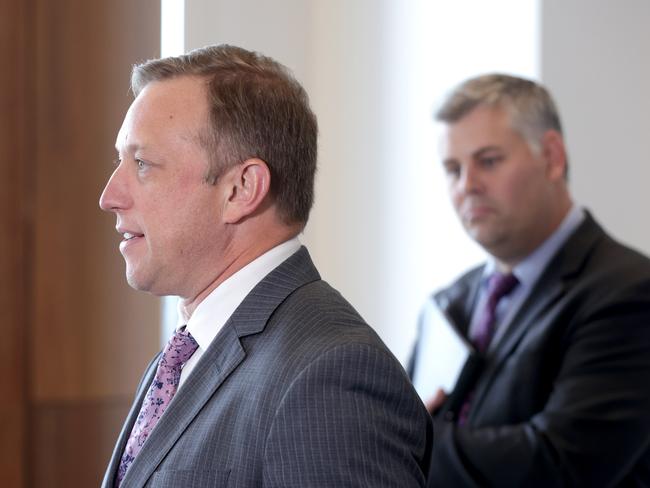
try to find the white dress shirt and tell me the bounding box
[177,237,301,386]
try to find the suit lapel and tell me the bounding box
[121,246,320,487]
[470,214,605,415]
[122,325,245,488]
[437,266,485,337]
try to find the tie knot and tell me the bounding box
[487,272,519,302]
[160,328,199,369]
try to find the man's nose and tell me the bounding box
[457,164,482,194]
[99,165,130,212]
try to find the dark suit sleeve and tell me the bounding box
[431,292,650,487]
[263,343,433,487]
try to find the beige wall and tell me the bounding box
[542,0,650,254]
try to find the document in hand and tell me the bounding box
[411,299,473,402]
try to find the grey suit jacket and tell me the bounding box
[410,213,650,487]
[104,247,432,487]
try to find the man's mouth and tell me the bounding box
[117,228,145,253]
[122,232,142,241]
[461,202,494,222]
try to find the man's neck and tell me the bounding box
[179,226,301,319]
[495,197,573,272]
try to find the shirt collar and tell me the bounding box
[484,204,585,289]
[180,237,302,352]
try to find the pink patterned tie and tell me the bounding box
[116,328,198,486]
[458,272,519,425]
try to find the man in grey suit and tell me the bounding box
[409,74,650,486]
[99,44,432,487]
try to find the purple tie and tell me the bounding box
[472,272,519,353]
[458,272,519,425]
[116,328,198,486]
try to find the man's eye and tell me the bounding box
[135,158,146,169]
[444,163,461,178]
[480,156,502,167]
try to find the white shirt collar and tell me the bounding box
[180,237,301,353]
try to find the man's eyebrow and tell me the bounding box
[472,145,502,158]
[441,156,458,166]
[115,142,146,153]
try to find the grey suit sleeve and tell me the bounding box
[263,343,432,487]
[431,293,650,487]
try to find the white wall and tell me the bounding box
[173,1,650,365]
[541,0,650,254]
[184,0,393,353]
[383,0,539,361]
[182,0,540,362]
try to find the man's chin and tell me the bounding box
[466,227,500,250]
[125,266,153,293]
[465,223,488,241]
[126,269,179,297]
[125,275,149,292]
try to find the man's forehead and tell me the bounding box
[133,77,209,121]
[141,75,207,96]
[443,106,513,144]
[115,77,208,151]
[439,131,507,162]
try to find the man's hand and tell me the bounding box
[425,388,448,414]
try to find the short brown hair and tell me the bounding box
[436,73,563,154]
[132,44,318,225]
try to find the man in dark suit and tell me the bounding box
[99,44,432,487]
[409,74,650,486]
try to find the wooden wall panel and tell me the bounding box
[29,0,161,485]
[0,0,33,485]
[32,0,162,403]
[2,0,162,486]
[32,399,129,487]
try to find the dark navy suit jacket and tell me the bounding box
[411,214,650,487]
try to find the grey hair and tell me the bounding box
[435,73,563,154]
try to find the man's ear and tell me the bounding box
[541,129,567,181]
[222,158,271,224]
